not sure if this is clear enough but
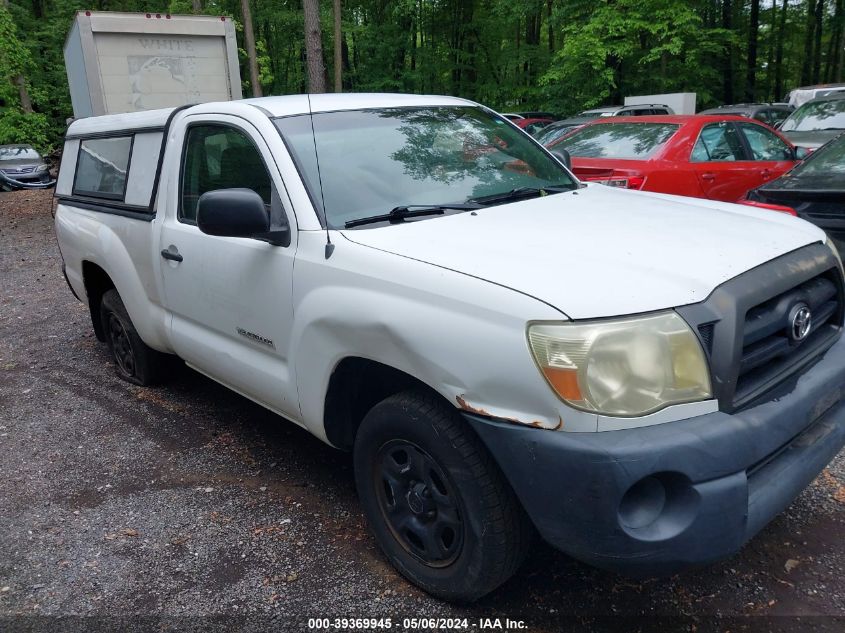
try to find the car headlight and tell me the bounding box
[528,312,712,417]
[36,163,50,172]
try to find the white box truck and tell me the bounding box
[63,11,242,118]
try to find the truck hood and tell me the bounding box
[781,129,843,150]
[341,185,825,319]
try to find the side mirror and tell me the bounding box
[795,146,810,160]
[197,188,270,238]
[552,148,572,170]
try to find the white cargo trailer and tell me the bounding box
[64,11,242,118]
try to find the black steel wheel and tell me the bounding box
[99,289,166,386]
[354,390,532,602]
[375,439,464,567]
[106,312,136,377]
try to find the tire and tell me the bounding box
[99,289,165,386]
[353,390,532,602]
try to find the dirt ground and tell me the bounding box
[1,189,844,633]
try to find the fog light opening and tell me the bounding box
[618,472,700,541]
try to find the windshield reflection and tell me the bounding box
[275,106,575,229]
[781,99,845,132]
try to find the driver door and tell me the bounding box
[158,114,300,420]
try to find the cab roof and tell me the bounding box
[65,93,476,137]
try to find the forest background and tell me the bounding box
[2,0,844,152]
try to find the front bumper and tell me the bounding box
[0,171,55,190]
[466,333,845,576]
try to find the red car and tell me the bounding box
[514,117,554,136]
[549,115,799,202]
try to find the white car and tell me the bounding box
[54,93,845,601]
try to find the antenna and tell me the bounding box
[306,92,334,259]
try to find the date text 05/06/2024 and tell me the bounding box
[306,617,528,630]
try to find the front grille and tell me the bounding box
[734,271,843,406]
[1,166,36,175]
[676,243,844,412]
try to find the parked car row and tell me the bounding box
[548,115,801,203]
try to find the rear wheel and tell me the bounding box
[99,289,165,386]
[353,390,532,602]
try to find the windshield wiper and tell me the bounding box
[344,203,480,228]
[468,184,574,206]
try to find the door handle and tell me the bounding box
[701,173,716,181]
[161,249,183,262]
[760,169,772,177]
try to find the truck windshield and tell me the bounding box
[274,106,576,229]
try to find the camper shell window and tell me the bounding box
[72,136,134,200]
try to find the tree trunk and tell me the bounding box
[722,0,734,103]
[774,0,788,99]
[333,0,342,91]
[192,0,202,13]
[801,0,816,85]
[240,0,263,96]
[303,0,327,93]
[838,0,845,81]
[1,0,34,113]
[746,0,760,101]
[547,0,554,53]
[812,0,823,83]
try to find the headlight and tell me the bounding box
[528,312,712,417]
[36,163,50,172]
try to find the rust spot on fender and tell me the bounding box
[456,395,490,417]
[456,395,562,430]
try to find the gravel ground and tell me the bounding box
[1,189,844,633]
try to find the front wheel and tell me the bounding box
[353,390,532,602]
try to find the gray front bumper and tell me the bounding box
[466,333,845,576]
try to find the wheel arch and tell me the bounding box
[323,357,448,451]
[82,260,115,342]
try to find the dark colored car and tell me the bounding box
[779,94,845,150]
[698,103,794,129]
[746,132,845,252]
[552,115,799,202]
[0,144,55,191]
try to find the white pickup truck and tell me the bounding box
[54,94,845,601]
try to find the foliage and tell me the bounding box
[0,110,52,150]
[2,0,845,149]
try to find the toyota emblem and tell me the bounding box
[789,303,812,342]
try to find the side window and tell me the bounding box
[770,109,790,127]
[180,125,273,223]
[73,136,133,199]
[738,123,793,161]
[753,110,771,125]
[690,123,746,162]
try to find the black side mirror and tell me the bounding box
[794,146,810,161]
[552,148,572,170]
[197,188,270,238]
